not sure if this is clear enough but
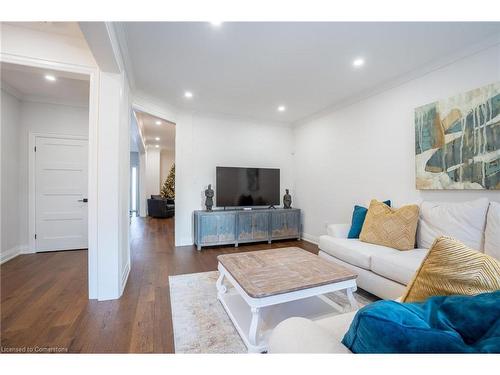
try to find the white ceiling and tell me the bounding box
[1,62,90,107]
[120,22,500,124]
[134,110,175,151]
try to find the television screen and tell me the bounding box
[216,167,280,207]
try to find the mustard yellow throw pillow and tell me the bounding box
[403,236,500,303]
[359,200,419,250]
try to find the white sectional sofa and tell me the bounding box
[318,198,498,300]
[268,198,500,353]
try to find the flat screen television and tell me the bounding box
[216,167,280,207]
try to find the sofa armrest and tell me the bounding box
[326,223,351,238]
[268,317,350,353]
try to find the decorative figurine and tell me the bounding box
[205,184,214,211]
[283,189,292,209]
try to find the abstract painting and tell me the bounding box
[415,82,500,189]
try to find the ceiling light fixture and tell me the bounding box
[155,137,160,141]
[210,21,222,27]
[155,145,159,148]
[352,58,365,68]
[277,105,286,112]
[184,91,193,98]
[155,120,162,125]
[44,74,56,82]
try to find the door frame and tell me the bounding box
[1,52,99,299]
[28,132,89,254]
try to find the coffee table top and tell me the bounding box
[217,247,357,298]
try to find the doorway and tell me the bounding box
[131,109,176,219]
[1,57,97,297]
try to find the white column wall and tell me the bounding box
[96,72,131,300]
[145,146,161,201]
[139,151,147,217]
[0,89,22,263]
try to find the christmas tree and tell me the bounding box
[161,163,175,199]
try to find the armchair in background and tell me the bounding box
[147,195,175,218]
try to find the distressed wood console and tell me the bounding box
[194,208,301,250]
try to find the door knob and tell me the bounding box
[78,198,88,203]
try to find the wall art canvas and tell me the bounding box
[415,82,500,190]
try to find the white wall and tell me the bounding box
[145,147,161,202]
[139,151,147,217]
[1,89,22,263]
[294,44,500,243]
[160,149,175,185]
[175,113,294,246]
[118,74,131,295]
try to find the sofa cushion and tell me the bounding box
[370,248,428,285]
[417,198,489,250]
[342,292,500,353]
[360,200,420,250]
[319,236,397,270]
[485,202,500,260]
[402,236,500,303]
[347,200,391,239]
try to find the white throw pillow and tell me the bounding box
[485,202,500,260]
[417,198,489,250]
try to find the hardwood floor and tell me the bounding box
[1,217,318,353]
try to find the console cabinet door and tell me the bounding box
[199,214,219,244]
[238,212,269,241]
[218,213,236,242]
[271,210,300,238]
[252,212,269,240]
[238,213,253,240]
[199,213,236,244]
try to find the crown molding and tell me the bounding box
[132,90,179,123]
[113,23,136,91]
[0,80,23,99]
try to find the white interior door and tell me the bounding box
[35,136,88,252]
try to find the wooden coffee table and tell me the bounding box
[216,247,358,353]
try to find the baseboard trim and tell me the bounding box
[120,261,131,295]
[301,233,319,245]
[1,246,21,264]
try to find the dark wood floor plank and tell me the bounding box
[1,216,319,353]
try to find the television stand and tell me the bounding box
[194,208,301,251]
[268,205,276,209]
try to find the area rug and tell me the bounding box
[169,270,377,353]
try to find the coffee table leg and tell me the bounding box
[346,287,358,310]
[248,307,261,352]
[216,271,227,298]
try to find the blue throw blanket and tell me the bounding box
[342,291,500,353]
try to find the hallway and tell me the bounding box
[1,217,317,353]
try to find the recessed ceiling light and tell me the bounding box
[210,21,222,27]
[277,105,286,112]
[44,74,56,82]
[155,145,159,148]
[352,58,365,68]
[155,137,160,141]
[155,120,161,125]
[184,91,193,99]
